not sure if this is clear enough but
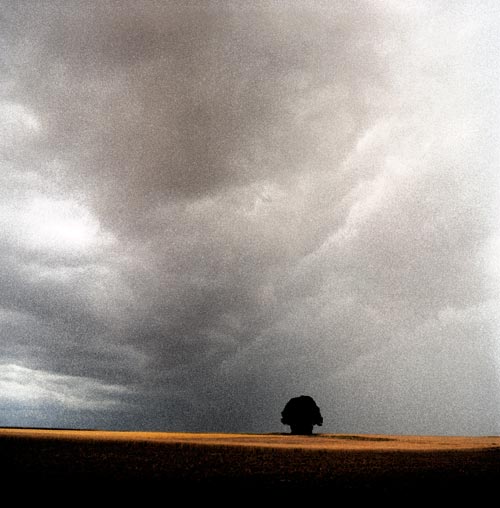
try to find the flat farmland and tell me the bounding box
[1,428,499,500]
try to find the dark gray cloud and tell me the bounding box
[0,1,499,434]
[5,0,389,231]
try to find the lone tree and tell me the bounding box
[281,395,323,435]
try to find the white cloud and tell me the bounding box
[0,364,130,410]
[0,195,115,256]
[0,101,40,143]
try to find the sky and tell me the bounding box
[0,0,499,435]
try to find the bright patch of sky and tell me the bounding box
[0,195,115,256]
[0,364,130,410]
[0,101,40,143]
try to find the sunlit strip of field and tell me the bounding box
[1,428,499,450]
[1,427,500,501]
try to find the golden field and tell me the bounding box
[1,428,499,500]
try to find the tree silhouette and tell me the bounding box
[281,395,323,435]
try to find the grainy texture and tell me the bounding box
[1,429,499,502]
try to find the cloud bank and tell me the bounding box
[0,0,499,434]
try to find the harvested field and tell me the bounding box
[1,428,499,501]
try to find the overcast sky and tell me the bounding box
[0,0,499,435]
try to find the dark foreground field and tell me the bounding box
[1,429,499,501]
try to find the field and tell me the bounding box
[1,428,499,501]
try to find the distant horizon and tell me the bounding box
[1,425,498,440]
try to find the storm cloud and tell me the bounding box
[0,0,499,434]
